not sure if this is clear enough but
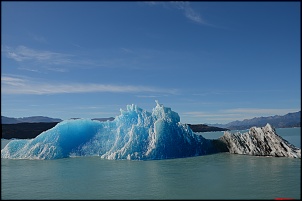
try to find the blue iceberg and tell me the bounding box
[1,101,219,160]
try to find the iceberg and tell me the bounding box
[218,123,301,158]
[2,101,299,160]
[1,101,219,160]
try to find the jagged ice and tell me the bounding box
[1,101,217,160]
[2,101,300,160]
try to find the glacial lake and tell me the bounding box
[1,127,301,199]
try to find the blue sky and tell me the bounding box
[1,1,301,124]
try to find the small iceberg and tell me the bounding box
[218,123,301,158]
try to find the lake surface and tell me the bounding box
[1,127,301,199]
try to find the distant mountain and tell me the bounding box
[187,124,229,132]
[1,116,22,124]
[92,117,115,122]
[207,123,228,129]
[209,111,301,130]
[2,116,117,124]
[2,122,59,139]
[1,116,63,124]
[69,117,115,121]
[1,116,227,139]
[1,116,115,139]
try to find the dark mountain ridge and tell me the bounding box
[187,124,229,132]
[2,110,300,139]
[209,111,301,130]
[2,116,62,124]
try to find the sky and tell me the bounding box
[1,1,301,124]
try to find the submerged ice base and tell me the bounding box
[1,101,218,160]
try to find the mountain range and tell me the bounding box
[1,116,63,124]
[209,111,301,130]
[2,110,301,129]
[1,111,300,139]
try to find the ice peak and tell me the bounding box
[1,102,212,160]
[264,123,275,132]
[219,124,301,158]
[155,100,163,107]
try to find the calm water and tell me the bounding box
[1,128,301,200]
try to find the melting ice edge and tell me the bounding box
[1,101,301,160]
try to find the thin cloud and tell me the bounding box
[171,2,206,24]
[182,111,242,124]
[28,32,48,44]
[71,43,82,48]
[2,45,73,63]
[44,66,69,73]
[2,76,178,95]
[32,35,47,44]
[182,108,300,124]
[145,1,210,26]
[2,45,105,72]
[136,95,162,98]
[222,108,300,115]
[144,2,162,6]
[1,76,27,87]
[192,89,285,97]
[120,47,134,54]
[183,112,240,118]
[18,67,41,73]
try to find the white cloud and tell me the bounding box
[1,76,178,95]
[145,1,208,25]
[71,43,82,48]
[171,2,206,24]
[120,47,134,54]
[32,35,47,43]
[28,32,48,43]
[1,76,27,87]
[183,111,239,118]
[222,108,299,116]
[144,2,163,6]
[182,107,300,124]
[2,45,107,72]
[136,95,162,98]
[2,45,73,64]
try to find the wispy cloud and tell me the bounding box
[56,106,120,118]
[2,45,107,72]
[71,43,82,48]
[181,111,242,124]
[1,76,27,87]
[28,32,48,44]
[171,2,206,24]
[2,75,178,95]
[32,35,47,43]
[182,112,241,124]
[2,45,73,63]
[136,95,164,98]
[222,108,300,115]
[183,111,239,118]
[182,107,300,124]
[145,1,210,26]
[192,89,284,96]
[120,47,134,54]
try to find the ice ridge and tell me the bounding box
[1,101,217,160]
[219,123,301,158]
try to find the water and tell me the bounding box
[1,128,301,199]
